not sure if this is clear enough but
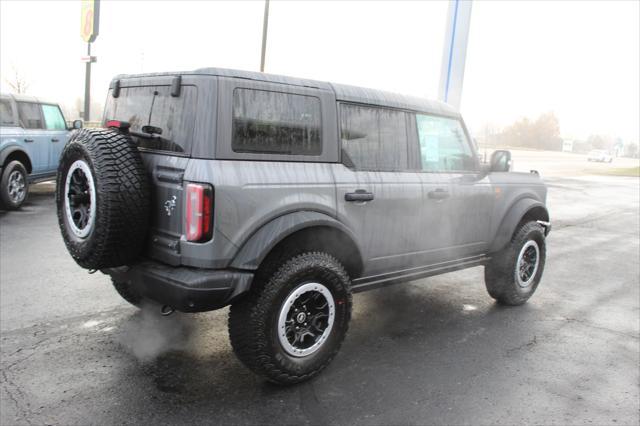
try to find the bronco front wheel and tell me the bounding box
[228,252,352,385]
[485,221,547,306]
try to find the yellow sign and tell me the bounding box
[80,0,100,43]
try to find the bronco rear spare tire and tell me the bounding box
[56,129,150,270]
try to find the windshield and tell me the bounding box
[102,85,197,154]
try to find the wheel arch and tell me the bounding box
[489,198,550,253]
[230,211,364,280]
[1,147,32,174]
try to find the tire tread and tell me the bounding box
[228,251,352,385]
[56,129,150,269]
[485,221,546,305]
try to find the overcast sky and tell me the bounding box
[1,0,638,141]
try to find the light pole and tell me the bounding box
[84,43,93,121]
[260,0,270,72]
[80,0,100,121]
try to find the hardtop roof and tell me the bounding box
[0,93,60,105]
[112,67,460,117]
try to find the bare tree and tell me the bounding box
[4,66,30,94]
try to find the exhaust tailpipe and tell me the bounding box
[160,305,175,316]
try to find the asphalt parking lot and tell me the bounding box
[1,152,639,425]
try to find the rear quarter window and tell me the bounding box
[0,99,17,127]
[231,88,322,155]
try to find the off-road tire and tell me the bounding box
[0,160,28,210]
[228,252,352,385]
[56,129,150,269]
[112,278,143,307]
[485,221,546,306]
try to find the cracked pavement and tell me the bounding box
[1,166,638,425]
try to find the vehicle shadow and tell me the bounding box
[98,276,556,424]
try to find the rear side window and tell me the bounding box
[42,104,66,130]
[0,99,17,127]
[340,104,409,171]
[232,88,322,155]
[415,114,475,172]
[17,102,43,129]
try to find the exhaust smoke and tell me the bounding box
[117,302,193,362]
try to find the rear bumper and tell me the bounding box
[103,261,253,313]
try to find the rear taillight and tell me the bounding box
[105,120,130,131]
[185,183,213,242]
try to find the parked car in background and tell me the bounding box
[0,94,81,209]
[587,149,613,163]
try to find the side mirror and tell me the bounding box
[72,119,83,130]
[490,150,513,172]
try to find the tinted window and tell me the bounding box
[143,86,197,153]
[42,104,66,130]
[416,114,475,172]
[17,102,43,129]
[103,86,155,133]
[232,88,322,155]
[0,99,16,127]
[102,85,197,153]
[340,104,408,171]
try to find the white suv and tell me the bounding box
[587,149,613,163]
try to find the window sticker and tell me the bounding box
[417,115,439,163]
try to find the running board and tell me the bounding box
[351,255,490,293]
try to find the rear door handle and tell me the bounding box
[51,138,59,142]
[345,189,374,202]
[24,138,34,143]
[428,188,450,200]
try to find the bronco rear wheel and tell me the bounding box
[56,129,150,270]
[228,252,352,385]
[0,160,29,210]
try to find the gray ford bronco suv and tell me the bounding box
[56,68,550,384]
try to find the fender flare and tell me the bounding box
[230,210,363,271]
[489,198,550,253]
[0,145,30,171]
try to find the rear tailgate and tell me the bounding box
[102,75,210,265]
[141,154,188,265]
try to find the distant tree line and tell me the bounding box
[485,112,562,151]
[481,112,638,158]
